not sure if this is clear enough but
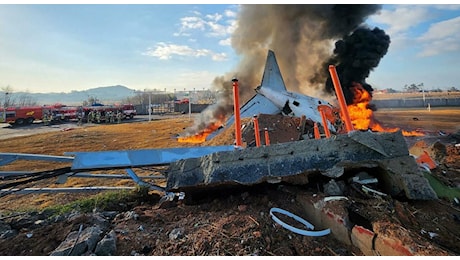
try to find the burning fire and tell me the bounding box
[347,83,423,137]
[177,121,224,144]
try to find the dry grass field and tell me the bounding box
[373,107,460,134]
[373,91,460,100]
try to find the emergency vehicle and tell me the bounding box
[0,104,136,125]
[0,106,54,125]
[121,104,136,119]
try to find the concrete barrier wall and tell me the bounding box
[135,104,210,115]
[174,103,209,113]
[136,97,460,114]
[175,98,460,112]
[372,98,460,108]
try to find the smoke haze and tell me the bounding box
[182,4,388,136]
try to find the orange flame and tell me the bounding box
[177,121,224,144]
[347,83,424,137]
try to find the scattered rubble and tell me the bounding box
[241,114,306,146]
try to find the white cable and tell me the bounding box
[323,196,348,202]
[269,207,330,237]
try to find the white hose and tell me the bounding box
[323,196,348,202]
[269,207,330,237]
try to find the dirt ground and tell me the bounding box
[0,108,459,256]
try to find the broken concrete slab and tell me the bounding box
[372,221,450,256]
[165,131,437,200]
[350,223,451,256]
[295,192,451,256]
[297,193,353,246]
[348,130,390,157]
[351,225,375,256]
[50,226,102,256]
[377,156,438,199]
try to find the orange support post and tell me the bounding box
[328,65,354,133]
[264,128,270,146]
[253,115,261,147]
[313,122,321,139]
[232,78,242,147]
[318,108,331,138]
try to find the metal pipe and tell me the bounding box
[264,128,270,146]
[318,108,331,138]
[232,78,242,147]
[148,91,152,122]
[2,92,8,123]
[313,122,321,139]
[253,115,261,147]
[125,168,164,192]
[328,65,353,133]
[0,153,74,167]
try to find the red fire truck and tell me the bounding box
[52,106,82,123]
[121,104,136,119]
[0,104,136,125]
[0,106,55,125]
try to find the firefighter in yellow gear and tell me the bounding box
[109,111,115,123]
[77,112,83,126]
[43,113,50,126]
[116,110,122,124]
[87,110,93,123]
[91,110,96,123]
[96,110,101,123]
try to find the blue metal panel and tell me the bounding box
[66,145,236,170]
[0,153,74,166]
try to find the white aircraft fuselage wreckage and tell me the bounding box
[206,50,343,145]
[215,49,339,139]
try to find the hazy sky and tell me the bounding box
[1,2,459,93]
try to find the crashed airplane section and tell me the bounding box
[206,50,340,141]
[165,50,436,201]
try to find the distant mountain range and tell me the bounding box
[14,85,138,106]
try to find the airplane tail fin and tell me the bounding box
[259,50,287,92]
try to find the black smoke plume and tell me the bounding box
[324,27,391,104]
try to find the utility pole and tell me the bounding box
[148,91,152,122]
[420,83,426,105]
[2,92,8,123]
[188,89,192,120]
